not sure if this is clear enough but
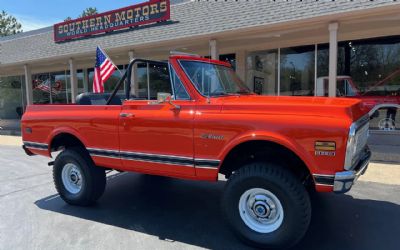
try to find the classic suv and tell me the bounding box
[22,54,370,249]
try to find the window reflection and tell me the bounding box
[280,46,315,96]
[247,50,278,95]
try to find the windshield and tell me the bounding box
[179,60,251,97]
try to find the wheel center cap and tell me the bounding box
[253,201,270,218]
[70,173,78,183]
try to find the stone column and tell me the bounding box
[24,65,33,105]
[328,22,339,97]
[128,50,138,97]
[83,68,89,93]
[235,50,247,83]
[69,58,78,103]
[210,39,219,60]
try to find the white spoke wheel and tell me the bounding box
[61,163,84,194]
[239,188,284,233]
[53,147,106,206]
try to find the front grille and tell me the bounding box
[352,122,369,167]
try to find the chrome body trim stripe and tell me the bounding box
[195,166,219,170]
[86,147,220,169]
[120,150,193,160]
[315,183,334,187]
[313,174,335,186]
[313,174,335,178]
[23,141,48,150]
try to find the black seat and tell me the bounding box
[75,93,123,105]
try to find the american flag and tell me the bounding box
[93,46,116,93]
[35,79,59,95]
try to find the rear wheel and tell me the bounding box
[53,147,106,206]
[222,162,311,249]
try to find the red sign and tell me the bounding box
[54,0,170,42]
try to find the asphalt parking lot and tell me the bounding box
[1,144,400,250]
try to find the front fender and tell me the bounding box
[217,130,317,173]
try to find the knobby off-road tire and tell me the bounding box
[53,147,106,206]
[222,162,311,249]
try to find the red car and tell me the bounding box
[316,71,400,112]
[22,54,370,249]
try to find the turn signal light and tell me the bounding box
[315,141,336,151]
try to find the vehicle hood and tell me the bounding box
[220,95,367,121]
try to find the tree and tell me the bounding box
[79,7,98,18]
[64,7,98,21]
[0,10,22,37]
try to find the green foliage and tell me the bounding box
[64,7,98,22]
[0,10,22,37]
[79,7,98,18]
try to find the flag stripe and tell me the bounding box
[101,66,115,81]
[92,46,116,93]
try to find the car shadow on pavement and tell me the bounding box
[35,172,400,250]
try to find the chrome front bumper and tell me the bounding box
[314,147,371,193]
[333,149,370,193]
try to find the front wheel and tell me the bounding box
[222,162,311,249]
[53,147,106,206]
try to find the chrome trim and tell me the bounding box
[23,141,48,150]
[315,183,334,187]
[86,147,220,170]
[194,166,218,170]
[23,141,48,146]
[120,150,193,160]
[334,149,371,193]
[344,114,370,170]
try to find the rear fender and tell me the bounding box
[46,127,89,157]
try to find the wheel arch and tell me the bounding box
[48,128,88,157]
[218,134,315,184]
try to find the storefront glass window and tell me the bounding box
[280,45,315,96]
[88,65,125,94]
[33,71,70,104]
[136,63,149,99]
[370,107,399,131]
[220,54,236,70]
[317,36,400,99]
[247,50,278,95]
[0,75,25,120]
[339,36,400,95]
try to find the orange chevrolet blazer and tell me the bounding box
[22,54,370,249]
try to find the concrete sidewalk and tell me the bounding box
[0,135,22,146]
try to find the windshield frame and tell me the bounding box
[178,59,252,98]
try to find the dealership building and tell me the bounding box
[0,0,400,140]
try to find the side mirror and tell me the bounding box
[157,92,181,110]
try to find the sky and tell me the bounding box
[1,0,144,31]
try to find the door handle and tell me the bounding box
[120,113,134,118]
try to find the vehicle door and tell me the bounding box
[118,62,195,177]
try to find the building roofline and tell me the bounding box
[0,0,192,42]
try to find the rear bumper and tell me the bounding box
[313,147,371,193]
